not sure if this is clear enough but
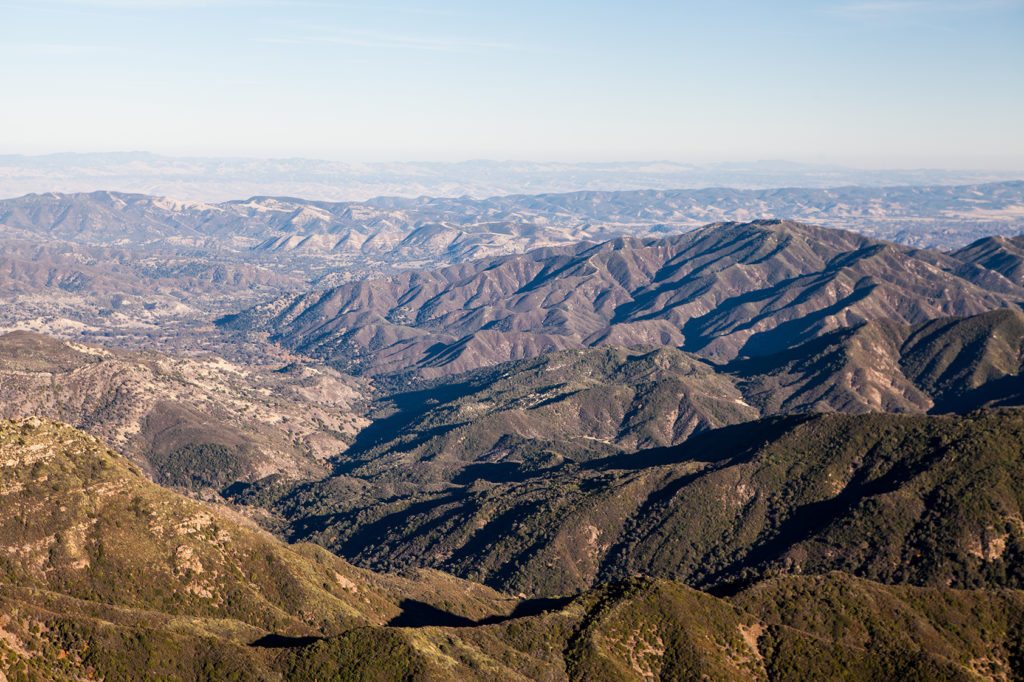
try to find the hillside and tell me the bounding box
[226,220,1023,377]
[4,188,1021,360]
[899,309,1024,411]
[4,182,1023,257]
[235,409,1024,600]
[332,346,757,487]
[8,418,1024,679]
[0,331,368,490]
[0,236,305,360]
[5,187,1024,679]
[955,235,1024,286]
[0,418,510,679]
[302,308,1020,493]
[733,307,1024,415]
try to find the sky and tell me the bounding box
[1,0,1022,168]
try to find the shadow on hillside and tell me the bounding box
[705,431,957,598]
[249,633,324,648]
[386,600,476,627]
[387,596,573,628]
[932,375,1024,413]
[452,461,541,484]
[584,415,810,472]
[331,379,480,475]
[731,284,876,359]
[723,325,857,377]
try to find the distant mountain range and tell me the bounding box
[3,182,1023,259]
[3,179,1024,678]
[4,183,1021,353]
[3,152,1022,201]
[225,220,1024,376]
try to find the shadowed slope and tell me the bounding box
[232,221,1021,377]
[250,410,1024,600]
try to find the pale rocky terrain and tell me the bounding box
[0,331,369,490]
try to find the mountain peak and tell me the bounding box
[240,222,1019,376]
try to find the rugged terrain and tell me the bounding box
[955,235,1024,286]
[4,181,1022,258]
[229,220,1024,377]
[247,308,1019,495]
[3,185,1024,679]
[3,183,1021,356]
[3,419,1024,680]
[0,331,368,491]
[235,409,1024,601]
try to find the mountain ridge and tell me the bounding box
[241,409,1024,601]
[4,181,1023,256]
[227,220,1023,377]
[9,418,1024,679]
[4,418,1024,679]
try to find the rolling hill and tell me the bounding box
[3,418,1024,680]
[5,181,1022,257]
[0,331,368,490]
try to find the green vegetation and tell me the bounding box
[330,345,756,487]
[253,409,1024,600]
[5,417,1024,679]
[150,442,250,489]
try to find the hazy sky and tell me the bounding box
[2,0,1022,168]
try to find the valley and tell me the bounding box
[0,183,1022,680]
[7,0,1022,676]
[4,419,1024,680]
[2,182,1022,357]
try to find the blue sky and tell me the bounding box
[2,0,1022,167]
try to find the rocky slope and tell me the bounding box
[733,307,1024,415]
[0,418,514,679]
[229,220,1023,377]
[955,234,1024,286]
[0,331,368,490]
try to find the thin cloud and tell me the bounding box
[257,28,520,53]
[832,0,1023,16]
[0,42,120,55]
[3,0,334,8]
